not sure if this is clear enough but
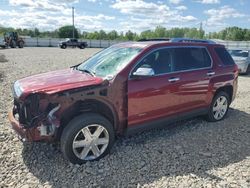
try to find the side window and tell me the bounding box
[173,47,211,71]
[133,48,173,75]
[215,47,235,65]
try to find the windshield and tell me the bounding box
[77,46,142,78]
[229,50,249,58]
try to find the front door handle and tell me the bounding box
[168,77,180,83]
[207,71,215,76]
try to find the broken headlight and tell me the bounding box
[13,80,23,98]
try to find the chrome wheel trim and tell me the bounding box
[72,124,109,161]
[212,96,228,120]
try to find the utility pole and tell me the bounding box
[199,22,203,39]
[72,6,75,38]
[199,22,203,31]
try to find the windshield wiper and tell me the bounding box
[71,63,81,69]
[82,69,95,77]
[76,67,95,77]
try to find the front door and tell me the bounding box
[128,48,180,126]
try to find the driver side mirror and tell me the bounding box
[132,67,155,78]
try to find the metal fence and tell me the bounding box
[1,37,250,49]
[0,37,123,48]
[212,39,250,50]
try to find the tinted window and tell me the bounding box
[173,47,211,71]
[215,48,235,65]
[134,48,173,75]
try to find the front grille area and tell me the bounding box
[14,95,40,125]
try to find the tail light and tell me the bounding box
[233,64,239,78]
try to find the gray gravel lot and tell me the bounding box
[0,47,250,188]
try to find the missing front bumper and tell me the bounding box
[8,108,54,142]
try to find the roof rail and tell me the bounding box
[170,38,216,44]
[137,38,170,42]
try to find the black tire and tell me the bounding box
[206,91,230,122]
[60,113,115,164]
[80,45,85,49]
[18,41,24,48]
[61,44,67,49]
[10,41,16,48]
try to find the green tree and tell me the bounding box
[99,30,107,40]
[1,25,250,41]
[184,28,200,38]
[87,31,99,39]
[154,26,166,38]
[169,28,185,38]
[58,25,79,38]
[81,31,88,39]
[244,30,250,41]
[119,32,125,40]
[140,30,154,39]
[125,30,136,40]
[34,28,40,37]
[107,30,118,40]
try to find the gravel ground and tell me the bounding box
[0,47,250,188]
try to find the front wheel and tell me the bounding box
[18,41,24,48]
[10,41,16,48]
[61,44,67,49]
[206,91,230,122]
[60,113,115,164]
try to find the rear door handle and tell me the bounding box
[207,71,215,76]
[168,77,180,82]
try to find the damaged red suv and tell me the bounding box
[9,38,238,164]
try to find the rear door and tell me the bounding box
[170,47,213,111]
[73,39,78,46]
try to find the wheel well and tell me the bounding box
[56,99,115,140]
[214,85,233,103]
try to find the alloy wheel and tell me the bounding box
[212,96,228,120]
[72,124,109,161]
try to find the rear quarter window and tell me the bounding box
[215,47,235,66]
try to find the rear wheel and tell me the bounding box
[206,91,230,122]
[80,45,85,49]
[60,113,115,164]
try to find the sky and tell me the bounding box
[0,0,250,33]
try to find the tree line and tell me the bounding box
[1,25,250,41]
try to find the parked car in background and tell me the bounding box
[9,38,238,164]
[59,38,88,49]
[229,49,250,74]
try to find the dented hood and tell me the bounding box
[17,69,103,97]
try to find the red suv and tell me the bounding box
[9,38,238,164]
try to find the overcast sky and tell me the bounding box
[0,0,250,33]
